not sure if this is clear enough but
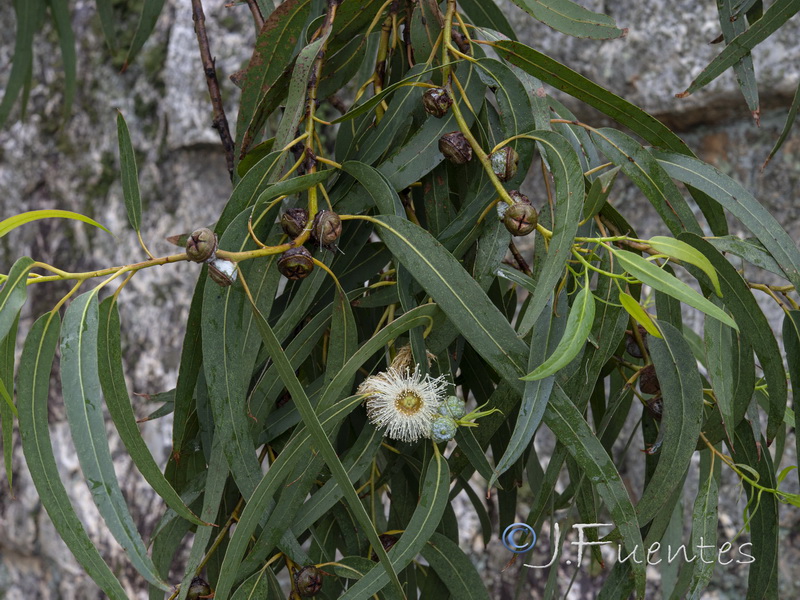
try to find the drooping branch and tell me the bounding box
[191,0,235,179]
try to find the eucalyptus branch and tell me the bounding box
[191,0,235,179]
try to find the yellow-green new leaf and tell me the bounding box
[618,291,662,339]
[0,210,110,239]
[647,236,722,296]
[614,249,738,331]
[521,281,595,381]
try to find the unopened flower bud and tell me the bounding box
[422,87,453,118]
[281,208,309,239]
[311,211,342,247]
[294,565,323,597]
[438,396,466,420]
[625,325,649,358]
[503,196,538,236]
[431,414,458,443]
[208,258,237,287]
[490,146,519,182]
[186,228,217,262]
[278,247,314,280]
[371,534,399,561]
[438,132,472,164]
[638,364,660,395]
[187,576,211,599]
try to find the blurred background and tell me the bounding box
[1,0,799,597]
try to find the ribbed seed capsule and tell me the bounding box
[207,258,237,287]
[187,576,211,599]
[186,228,217,262]
[638,364,660,395]
[278,246,314,280]
[281,208,309,239]
[422,87,453,118]
[311,210,342,247]
[490,146,519,182]
[438,131,472,164]
[503,195,538,237]
[294,565,323,597]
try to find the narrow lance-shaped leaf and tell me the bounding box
[225,285,406,600]
[60,291,170,590]
[509,0,627,39]
[0,256,35,342]
[783,310,800,485]
[764,77,800,167]
[522,280,595,381]
[420,533,491,600]
[613,249,738,331]
[0,210,110,239]
[679,233,787,443]
[1,315,19,487]
[0,0,43,128]
[18,312,129,599]
[124,0,166,69]
[97,297,206,526]
[647,236,722,296]
[490,294,564,487]
[618,291,661,339]
[116,111,142,232]
[717,0,760,118]
[45,0,76,120]
[636,321,705,525]
[340,450,450,599]
[678,0,800,97]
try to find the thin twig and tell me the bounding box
[191,0,235,179]
[245,0,265,30]
[508,241,532,276]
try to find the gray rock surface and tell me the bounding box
[1,0,799,598]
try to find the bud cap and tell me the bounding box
[186,228,217,262]
[278,246,315,280]
[438,132,472,164]
[422,87,453,118]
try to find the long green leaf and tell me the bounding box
[717,0,760,117]
[613,249,738,330]
[522,283,595,381]
[490,37,729,235]
[0,316,19,486]
[490,294,563,487]
[174,436,229,600]
[236,0,312,158]
[45,0,76,120]
[0,209,110,239]
[636,322,704,524]
[647,236,722,296]
[509,0,626,39]
[617,290,661,338]
[679,233,787,443]
[679,0,800,96]
[97,297,205,526]
[340,450,450,599]
[218,293,405,599]
[685,448,721,599]
[0,256,34,342]
[60,292,169,590]
[18,312,128,599]
[421,533,490,600]
[764,76,800,166]
[124,0,166,68]
[654,149,800,291]
[116,111,142,232]
[591,128,703,236]
[458,0,516,40]
[214,395,363,598]
[0,0,42,128]
[783,310,800,485]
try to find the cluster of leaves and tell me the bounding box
[2,0,800,599]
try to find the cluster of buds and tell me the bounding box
[277,209,342,281]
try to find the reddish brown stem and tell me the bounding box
[191,0,235,179]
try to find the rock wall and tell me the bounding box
[0,1,798,598]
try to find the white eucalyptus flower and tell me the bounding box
[359,367,447,443]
